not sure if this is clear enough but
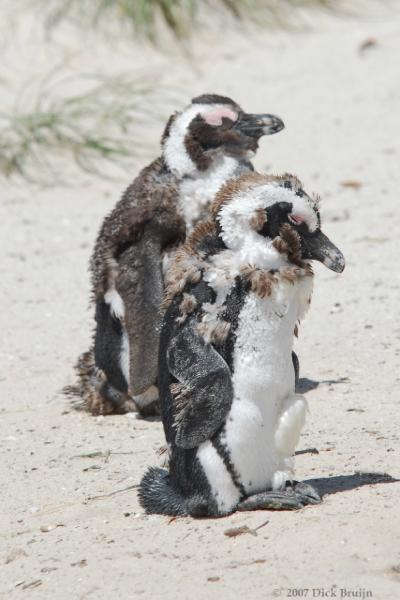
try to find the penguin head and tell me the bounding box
[212,173,345,273]
[161,94,284,177]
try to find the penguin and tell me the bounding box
[139,172,345,517]
[73,94,284,416]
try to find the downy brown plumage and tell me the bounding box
[70,94,284,415]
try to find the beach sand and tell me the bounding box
[1,5,400,598]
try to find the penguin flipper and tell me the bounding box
[167,320,233,449]
[116,232,164,399]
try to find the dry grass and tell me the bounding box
[1,0,358,181]
[0,74,164,182]
[36,0,348,40]
[37,0,197,40]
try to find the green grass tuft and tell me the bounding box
[0,75,163,182]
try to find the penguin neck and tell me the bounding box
[177,155,241,230]
[225,233,289,272]
[162,140,196,177]
[162,109,199,176]
[253,235,285,267]
[163,140,239,179]
[203,236,288,307]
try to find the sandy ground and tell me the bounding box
[1,6,400,599]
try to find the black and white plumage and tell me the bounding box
[72,94,284,415]
[139,172,345,517]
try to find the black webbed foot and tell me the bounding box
[292,481,321,505]
[237,481,321,511]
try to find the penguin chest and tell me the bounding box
[222,291,299,494]
[179,157,241,229]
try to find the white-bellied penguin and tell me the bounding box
[72,94,285,415]
[139,172,345,516]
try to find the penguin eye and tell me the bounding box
[220,116,236,129]
[288,214,304,226]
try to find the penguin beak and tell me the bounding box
[234,113,285,137]
[301,230,345,273]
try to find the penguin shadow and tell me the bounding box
[134,402,162,422]
[297,378,319,393]
[304,471,399,500]
[135,412,161,423]
[297,376,350,394]
[296,377,399,501]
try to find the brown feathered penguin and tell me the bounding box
[139,172,345,517]
[73,94,284,415]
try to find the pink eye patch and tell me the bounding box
[203,107,238,126]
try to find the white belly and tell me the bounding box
[195,271,313,513]
[224,290,307,499]
[232,290,297,402]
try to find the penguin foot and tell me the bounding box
[237,481,321,511]
[292,481,321,505]
[74,350,135,415]
[86,392,116,416]
[120,398,138,413]
[88,393,136,416]
[88,383,136,416]
[133,385,160,417]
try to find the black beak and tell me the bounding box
[234,113,285,137]
[301,230,345,273]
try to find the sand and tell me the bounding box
[1,5,400,599]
